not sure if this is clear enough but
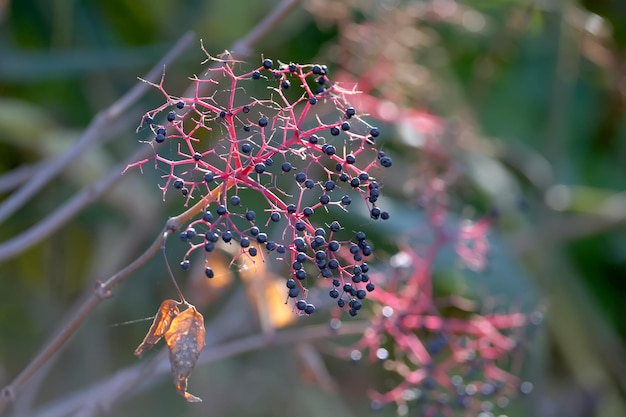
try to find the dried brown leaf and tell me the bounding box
[164,305,206,402]
[134,299,180,357]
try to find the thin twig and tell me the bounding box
[0,31,196,226]
[0,0,304,412]
[0,0,303,263]
[0,146,151,262]
[32,321,367,417]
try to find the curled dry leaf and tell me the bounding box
[164,306,206,402]
[134,299,180,357]
[134,301,205,402]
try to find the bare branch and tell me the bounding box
[0,31,196,226]
[0,0,306,412]
[31,321,367,417]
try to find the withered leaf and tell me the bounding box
[164,305,206,402]
[134,299,180,357]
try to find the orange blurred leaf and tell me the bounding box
[164,305,206,402]
[134,299,180,357]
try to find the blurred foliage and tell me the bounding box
[0,0,625,416]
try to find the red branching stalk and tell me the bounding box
[125,52,392,316]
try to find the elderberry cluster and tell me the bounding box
[129,52,392,316]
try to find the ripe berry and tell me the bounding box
[256,233,267,243]
[167,111,176,122]
[287,204,297,213]
[356,289,367,299]
[246,210,256,221]
[304,304,315,315]
[205,267,214,278]
[295,172,306,183]
[328,259,339,269]
[296,300,307,310]
[309,97,317,105]
[281,162,292,172]
[312,64,322,75]
[270,212,281,222]
[324,180,336,191]
[155,133,166,143]
[366,282,375,292]
[288,288,300,298]
[204,171,214,183]
[381,211,390,220]
[230,195,241,206]
[370,127,380,137]
[241,143,252,153]
[341,121,350,131]
[248,247,257,256]
[286,279,297,289]
[303,207,313,217]
[380,156,393,167]
[181,187,189,196]
[240,237,250,248]
[319,194,330,205]
[293,237,306,251]
[288,63,297,72]
[330,221,341,232]
[345,107,356,118]
[252,70,261,79]
[345,154,356,164]
[308,134,319,143]
[281,80,290,89]
[255,163,266,173]
[304,179,315,189]
[222,230,233,242]
[173,179,184,189]
[370,207,381,219]
[295,270,306,280]
[180,260,190,270]
[341,195,352,206]
[350,178,360,188]
[242,105,250,113]
[262,58,273,69]
[258,117,268,127]
[330,127,340,136]
[329,289,339,298]
[295,221,306,231]
[193,152,202,161]
[328,241,340,252]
